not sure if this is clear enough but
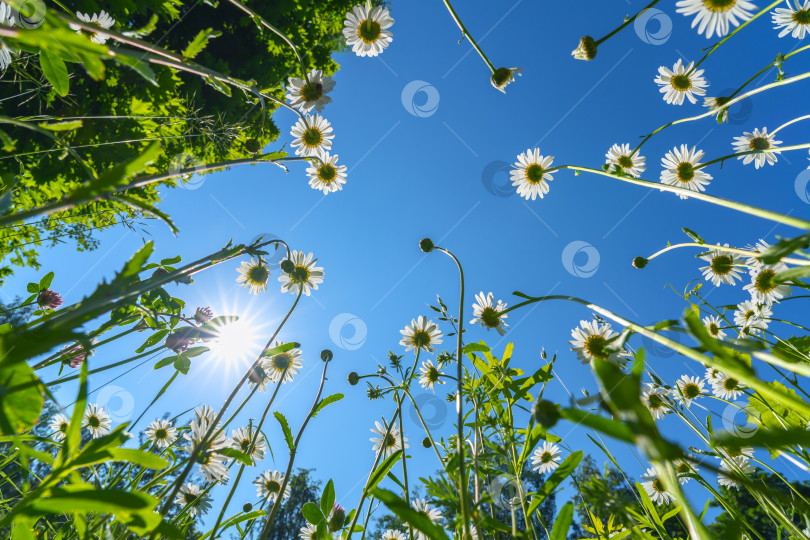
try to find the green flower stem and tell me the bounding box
[633,69,810,154]
[502,293,810,418]
[258,355,331,539]
[396,392,414,540]
[433,246,472,539]
[695,142,810,170]
[156,289,302,523]
[654,461,712,539]
[643,242,810,267]
[771,114,810,136]
[592,0,661,46]
[695,478,768,540]
[440,0,496,73]
[403,389,449,470]
[546,165,810,230]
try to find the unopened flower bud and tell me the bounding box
[328,504,345,532]
[632,256,649,269]
[490,67,523,93]
[533,399,561,428]
[245,138,261,154]
[321,349,333,362]
[421,437,432,448]
[572,36,597,61]
[347,372,360,385]
[243,502,253,512]
[280,259,295,274]
[194,306,214,325]
[419,238,434,253]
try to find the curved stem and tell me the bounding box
[695,142,810,170]
[593,0,661,46]
[440,0,496,72]
[771,114,810,136]
[643,242,810,267]
[397,393,414,540]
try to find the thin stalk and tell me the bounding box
[593,0,661,46]
[642,242,810,267]
[397,393,414,540]
[440,0,496,72]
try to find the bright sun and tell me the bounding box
[208,318,263,365]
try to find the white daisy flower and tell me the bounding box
[491,66,523,93]
[720,445,755,460]
[0,3,15,72]
[718,456,754,489]
[0,45,12,72]
[278,250,324,296]
[711,373,748,400]
[469,292,508,335]
[254,470,292,502]
[510,148,555,200]
[744,239,772,267]
[654,59,708,105]
[286,69,335,113]
[733,300,772,335]
[703,96,733,123]
[399,316,443,353]
[676,0,756,38]
[743,263,791,305]
[674,457,699,484]
[605,143,646,178]
[343,2,394,57]
[230,426,266,462]
[641,467,673,505]
[184,418,229,484]
[772,0,810,38]
[660,144,713,198]
[381,530,408,540]
[49,413,70,442]
[82,404,111,438]
[699,244,744,286]
[290,114,334,157]
[703,315,728,340]
[705,366,725,385]
[569,319,627,364]
[732,127,782,169]
[261,345,303,384]
[195,404,216,424]
[418,359,445,391]
[530,441,562,474]
[411,498,443,540]
[71,10,116,44]
[175,483,212,517]
[675,375,706,407]
[643,383,673,420]
[306,151,347,194]
[299,523,318,540]
[144,419,178,450]
[236,258,270,295]
[370,420,408,458]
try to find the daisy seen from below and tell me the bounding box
[418,359,445,391]
[195,404,216,424]
[370,420,408,458]
[745,239,772,267]
[279,250,324,296]
[705,367,725,385]
[644,383,673,420]
[718,456,754,489]
[711,373,747,400]
[744,263,791,305]
[0,3,15,71]
[703,315,728,340]
[382,530,407,540]
[674,457,699,484]
[654,59,708,105]
[675,375,706,407]
[703,96,733,123]
[772,0,810,38]
[254,470,292,502]
[184,418,229,484]
[510,148,555,200]
[605,143,646,178]
[49,413,70,442]
[400,316,443,353]
[299,523,318,540]
[641,467,673,505]
[531,441,562,474]
[733,300,771,335]
[732,127,782,168]
[569,319,627,364]
[699,244,743,286]
[236,257,270,295]
[290,114,334,157]
[230,426,266,462]
[286,69,335,113]
[175,483,212,517]
[343,1,394,57]
[145,419,177,450]
[261,344,303,384]
[676,0,756,38]
[70,10,116,44]
[307,151,347,194]
[470,292,509,335]
[82,404,111,438]
[411,498,443,540]
[660,144,713,198]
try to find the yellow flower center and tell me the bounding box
[676,162,695,182]
[671,74,692,91]
[702,0,737,12]
[525,164,546,184]
[358,18,381,43]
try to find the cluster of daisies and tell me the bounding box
[49,403,112,441]
[674,0,810,41]
[299,498,442,540]
[236,250,324,296]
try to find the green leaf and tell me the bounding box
[320,479,335,517]
[772,336,810,364]
[0,362,44,435]
[371,488,451,540]
[302,501,325,525]
[682,227,705,244]
[220,447,253,466]
[39,49,69,96]
[274,411,294,453]
[183,28,222,59]
[365,450,402,493]
[38,272,54,290]
[312,393,344,418]
[115,55,157,85]
[560,409,635,443]
[173,356,191,375]
[774,264,810,284]
[71,144,163,200]
[113,194,178,234]
[462,342,490,354]
[533,451,583,504]
[261,341,298,357]
[713,428,810,450]
[26,282,39,294]
[549,502,574,540]
[154,355,178,370]
[37,120,82,132]
[760,233,810,264]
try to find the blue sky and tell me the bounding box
[11,0,810,530]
